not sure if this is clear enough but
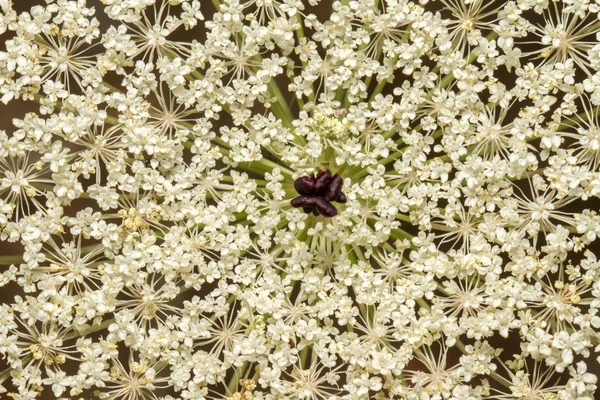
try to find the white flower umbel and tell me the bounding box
[0,0,599,399]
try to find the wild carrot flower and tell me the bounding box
[0,0,599,399]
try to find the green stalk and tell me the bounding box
[227,361,249,394]
[367,54,400,104]
[64,317,115,341]
[345,245,359,333]
[251,56,295,129]
[214,148,294,178]
[0,255,23,265]
[0,367,10,380]
[299,346,310,369]
[388,227,414,242]
[178,128,294,177]
[346,144,408,180]
[294,13,315,109]
[396,213,411,223]
[297,95,306,112]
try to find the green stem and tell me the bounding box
[0,255,27,265]
[367,56,399,105]
[396,213,411,223]
[299,346,310,369]
[218,148,294,178]
[64,317,115,341]
[389,227,414,242]
[227,361,249,394]
[294,14,315,110]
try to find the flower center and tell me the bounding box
[290,169,347,218]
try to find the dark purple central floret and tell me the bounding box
[291,170,346,217]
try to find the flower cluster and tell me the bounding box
[0,0,599,399]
